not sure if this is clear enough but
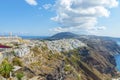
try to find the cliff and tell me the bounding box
[16,37,120,80]
[0,33,120,80]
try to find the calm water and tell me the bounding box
[114,41,120,71]
[20,36,49,39]
[115,54,120,71]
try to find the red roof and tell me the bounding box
[0,44,11,48]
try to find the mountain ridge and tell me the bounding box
[49,32,79,40]
[48,32,120,42]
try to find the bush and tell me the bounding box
[12,57,23,67]
[64,65,72,72]
[16,72,24,80]
[0,58,14,78]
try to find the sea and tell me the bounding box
[20,36,49,40]
[115,54,120,71]
[114,41,120,71]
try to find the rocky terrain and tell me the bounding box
[0,32,120,80]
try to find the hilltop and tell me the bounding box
[49,32,79,40]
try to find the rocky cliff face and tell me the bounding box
[79,36,120,76]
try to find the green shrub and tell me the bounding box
[16,72,24,80]
[64,65,72,72]
[12,57,23,67]
[0,58,14,78]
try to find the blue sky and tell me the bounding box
[0,0,120,37]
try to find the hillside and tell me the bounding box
[18,39,116,80]
[0,33,120,80]
[20,37,120,80]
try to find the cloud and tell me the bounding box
[50,26,106,33]
[51,0,119,33]
[97,26,106,30]
[43,4,52,10]
[25,0,38,6]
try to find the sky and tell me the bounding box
[0,0,120,37]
